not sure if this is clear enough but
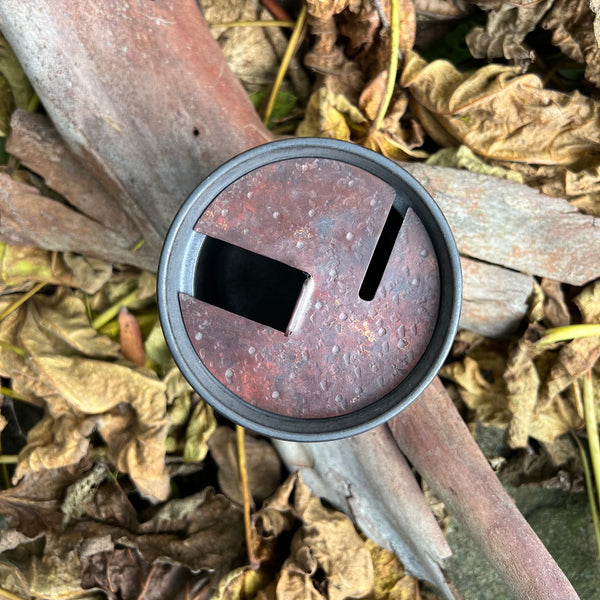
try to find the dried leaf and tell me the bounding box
[0,290,170,502]
[212,566,274,600]
[208,426,281,506]
[425,145,524,182]
[277,478,373,600]
[575,278,600,322]
[306,0,353,20]
[542,0,600,87]
[0,242,112,295]
[367,538,420,600]
[0,32,35,109]
[204,0,307,96]
[251,473,374,600]
[415,0,470,20]
[1,468,244,599]
[539,279,571,328]
[0,458,93,538]
[296,86,367,139]
[401,51,600,166]
[441,353,509,427]
[0,532,100,600]
[184,400,217,463]
[504,325,545,448]
[304,12,365,102]
[464,0,554,67]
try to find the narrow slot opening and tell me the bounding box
[359,206,403,301]
[194,236,309,333]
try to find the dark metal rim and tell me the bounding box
[158,137,462,442]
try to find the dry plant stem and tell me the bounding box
[91,288,139,331]
[0,387,26,403]
[236,425,259,569]
[0,588,26,600]
[583,370,600,513]
[538,323,600,345]
[574,434,600,557]
[262,3,307,126]
[371,0,399,132]
[389,377,580,600]
[0,281,45,324]
[0,456,18,464]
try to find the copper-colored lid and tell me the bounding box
[179,157,440,419]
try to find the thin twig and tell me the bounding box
[262,3,307,126]
[210,20,294,29]
[574,433,600,558]
[583,370,600,513]
[0,281,46,324]
[261,0,293,22]
[0,455,18,464]
[236,424,259,569]
[370,0,399,133]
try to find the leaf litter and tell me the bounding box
[2,0,600,597]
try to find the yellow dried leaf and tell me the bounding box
[401,51,600,166]
[296,87,367,140]
[426,145,524,183]
[212,566,274,600]
[441,354,509,428]
[575,279,600,323]
[367,538,420,600]
[183,400,216,463]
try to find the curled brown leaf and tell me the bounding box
[464,0,554,67]
[542,0,600,87]
[401,51,600,166]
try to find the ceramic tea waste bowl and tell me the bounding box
[158,138,461,441]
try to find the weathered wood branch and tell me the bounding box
[403,162,600,286]
[5,109,532,337]
[389,378,579,600]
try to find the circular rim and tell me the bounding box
[158,138,462,441]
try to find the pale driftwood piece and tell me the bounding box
[7,110,141,241]
[459,256,532,337]
[0,0,272,251]
[403,162,600,286]
[389,377,579,600]
[274,427,454,598]
[0,174,155,270]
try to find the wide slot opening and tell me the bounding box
[359,205,403,301]
[194,236,309,333]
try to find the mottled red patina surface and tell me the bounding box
[179,157,440,418]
